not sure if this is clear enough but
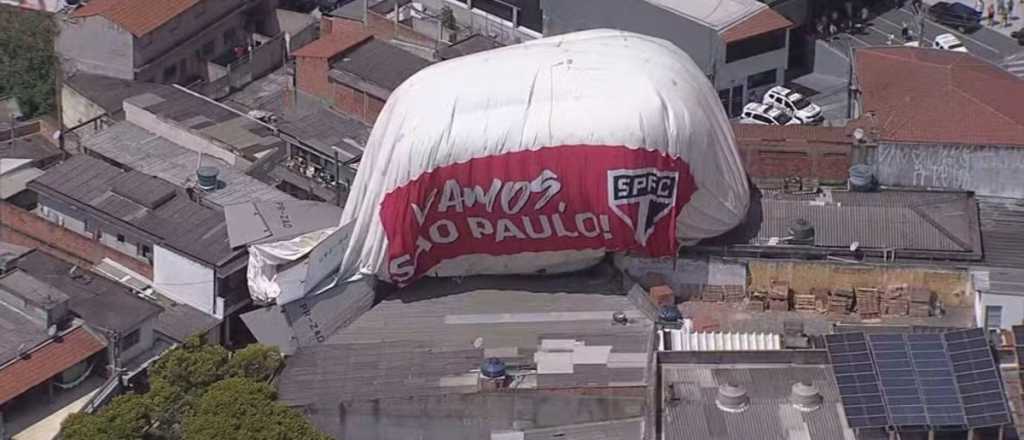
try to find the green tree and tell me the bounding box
[182,378,330,440]
[62,339,327,439]
[0,6,57,118]
[62,394,153,440]
[226,344,283,382]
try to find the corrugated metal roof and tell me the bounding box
[663,364,855,440]
[82,122,290,207]
[326,272,654,388]
[330,38,433,92]
[977,196,1024,269]
[708,190,982,257]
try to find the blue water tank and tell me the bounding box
[480,358,506,378]
[658,305,682,323]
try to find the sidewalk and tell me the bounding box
[922,0,1024,38]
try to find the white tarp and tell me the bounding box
[247,227,336,304]
[338,29,749,285]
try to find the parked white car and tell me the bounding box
[739,103,801,126]
[933,33,968,52]
[761,86,823,124]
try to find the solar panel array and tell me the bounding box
[945,329,1011,427]
[827,332,889,428]
[826,329,1011,430]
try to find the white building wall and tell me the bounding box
[61,86,107,129]
[716,44,789,99]
[153,245,217,317]
[119,319,156,362]
[58,16,135,80]
[978,293,1024,331]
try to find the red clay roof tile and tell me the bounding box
[0,326,106,405]
[72,0,199,37]
[721,7,792,43]
[855,47,1024,147]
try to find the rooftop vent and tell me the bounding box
[789,382,823,412]
[787,218,814,245]
[612,311,629,325]
[197,167,219,191]
[715,383,750,413]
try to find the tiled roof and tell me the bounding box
[721,7,792,43]
[0,326,106,405]
[855,48,1024,146]
[71,0,199,37]
[293,33,372,59]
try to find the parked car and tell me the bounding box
[761,86,823,124]
[928,2,982,32]
[739,103,801,126]
[933,33,968,52]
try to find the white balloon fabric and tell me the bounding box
[338,29,749,285]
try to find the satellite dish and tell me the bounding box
[47,325,58,337]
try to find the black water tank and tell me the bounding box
[788,218,815,244]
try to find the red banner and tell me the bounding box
[379,145,697,284]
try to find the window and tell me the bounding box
[726,30,787,63]
[746,69,778,90]
[140,244,152,258]
[729,85,743,118]
[752,114,773,124]
[718,89,730,114]
[985,305,1003,330]
[116,233,126,243]
[120,329,140,351]
[162,64,177,82]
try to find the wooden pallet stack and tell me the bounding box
[768,281,790,311]
[701,285,724,302]
[793,290,817,312]
[881,284,909,317]
[909,286,933,317]
[812,288,830,313]
[723,285,746,303]
[747,290,767,312]
[829,288,854,314]
[855,287,880,319]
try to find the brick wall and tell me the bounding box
[0,202,153,278]
[330,81,386,123]
[323,13,435,47]
[295,56,331,101]
[731,124,853,183]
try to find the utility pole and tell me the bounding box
[52,12,66,158]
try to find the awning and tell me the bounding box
[0,326,107,405]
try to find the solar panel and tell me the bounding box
[944,329,1011,428]
[826,333,890,428]
[907,333,967,428]
[827,330,1012,431]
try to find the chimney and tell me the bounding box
[789,382,823,412]
[715,383,750,413]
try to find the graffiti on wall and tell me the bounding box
[875,143,1024,197]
